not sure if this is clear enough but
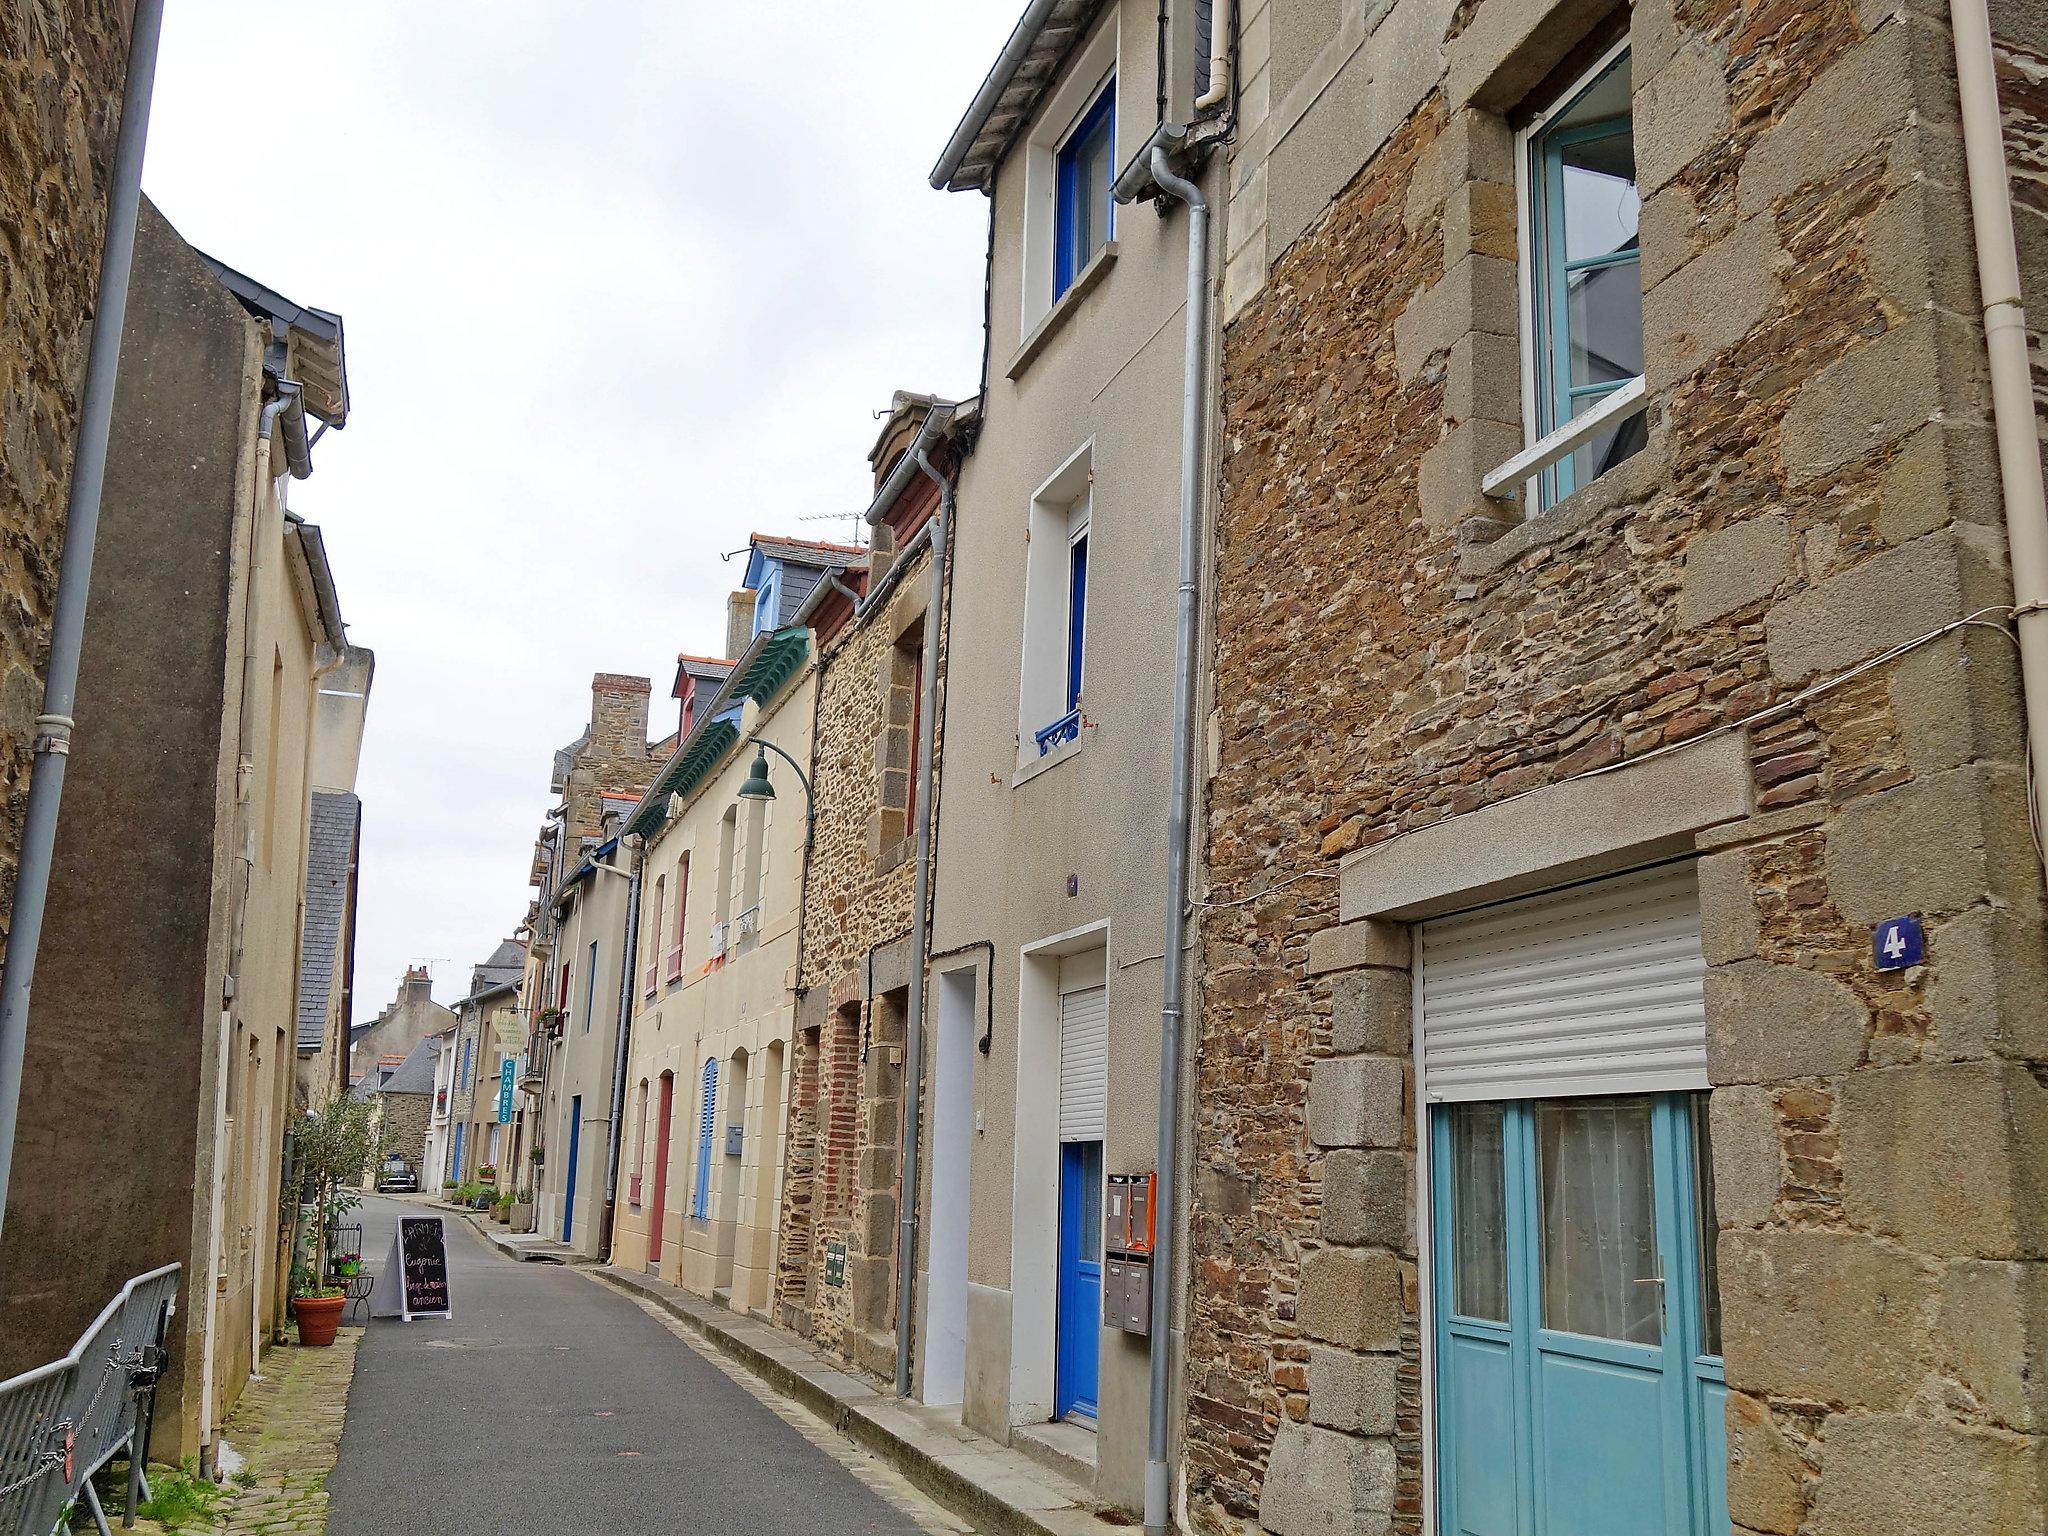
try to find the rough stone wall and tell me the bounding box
[1192,4,2048,1535]
[779,541,935,1372]
[378,1092,431,1175]
[0,1,132,938]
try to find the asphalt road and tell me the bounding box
[326,1195,932,1535]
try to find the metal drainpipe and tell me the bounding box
[1140,140,1211,1536]
[893,444,952,1398]
[1949,0,2048,884]
[0,0,165,1249]
[600,837,646,1260]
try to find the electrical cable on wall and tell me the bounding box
[1192,604,2036,911]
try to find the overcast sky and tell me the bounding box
[142,4,1010,1011]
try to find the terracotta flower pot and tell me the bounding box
[292,1294,346,1347]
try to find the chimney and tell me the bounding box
[726,591,755,659]
[404,965,433,1003]
[591,673,652,760]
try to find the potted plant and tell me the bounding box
[333,1250,363,1278]
[477,1162,498,1187]
[511,1187,534,1230]
[290,1260,347,1347]
[529,1143,545,1169]
[289,1094,377,1346]
[493,1191,513,1225]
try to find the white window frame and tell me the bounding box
[1016,440,1095,782]
[1497,36,1648,509]
[1020,9,1121,333]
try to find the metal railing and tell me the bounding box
[0,1263,178,1536]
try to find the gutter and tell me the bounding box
[600,837,645,1261]
[1113,121,1213,1535]
[1948,0,2048,883]
[0,0,165,1252]
[893,443,953,1398]
[929,0,1069,190]
[283,514,347,648]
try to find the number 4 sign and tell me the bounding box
[1874,914,1925,972]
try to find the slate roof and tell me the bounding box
[380,1034,441,1095]
[462,939,526,1003]
[295,791,360,1051]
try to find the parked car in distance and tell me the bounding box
[375,1154,418,1193]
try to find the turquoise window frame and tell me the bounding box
[1527,50,1640,506]
[692,1058,717,1218]
[1430,1093,1728,1536]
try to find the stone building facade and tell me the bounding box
[349,964,454,1087]
[1189,0,2048,1533]
[0,1,134,936]
[780,394,965,1379]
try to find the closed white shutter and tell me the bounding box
[1058,985,1109,1142]
[1418,863,1708,1103]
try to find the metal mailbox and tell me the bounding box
[1104,1256,1152,1336]
[1103,1169,1158,1336]
[724,1123,744,1157]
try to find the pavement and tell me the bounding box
[325,1195,961,1536]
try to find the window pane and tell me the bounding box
[1566,257,1643,392]
[1450,1104,1509,1322]
[1079,1140,1104,1261]
[1692,1094,1722,1357]
[1565,398,1650,489]
[1559,129,1639,265]
[1537,1097,1661,1345]
[1074,113,1111,267]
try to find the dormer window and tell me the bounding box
[751,565,781,638]
[1055,80,1115,299]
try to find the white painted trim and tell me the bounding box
[1021,916,1113,960]
[1483,375,1648,498]
[1020,9,1121,333]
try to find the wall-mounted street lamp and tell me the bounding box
[735,737,815,853]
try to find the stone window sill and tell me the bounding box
[1014,728,1084,788]
[1460,431,1670,583]
[1006,243,1118,382]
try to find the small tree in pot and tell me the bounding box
[290,1094,377,1345]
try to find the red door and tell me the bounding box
[648,1072,675,1263]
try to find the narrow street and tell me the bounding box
[326,1197,952,1536]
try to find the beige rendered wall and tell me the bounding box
[922,0,1222,1507]
[203,435,332,1441]
[615,671,811,1319]
[540,849,631,1254]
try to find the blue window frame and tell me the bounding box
[1066,530,1088,710]
[459,1037,473,1091]
[584,940,597,1032]
[692,1058,718,1218]
[1528,48,1642,506]
[752,565,781,638]
[1055,79,1116,298]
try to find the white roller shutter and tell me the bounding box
[1058,985,1108,1142]
[1418,863,1708,1103]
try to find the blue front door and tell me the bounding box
[1055,1139,1103,1420]
[1434,1093,1727,1536]
[562,1096,583,1243]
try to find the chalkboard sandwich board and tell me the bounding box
[371,1215,452,1321]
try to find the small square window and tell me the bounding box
[1526,48,1644,506]
[1055,81,1115,299]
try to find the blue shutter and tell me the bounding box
[693,1059,718,1217]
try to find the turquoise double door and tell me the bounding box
[1433,1092,1728,1536]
